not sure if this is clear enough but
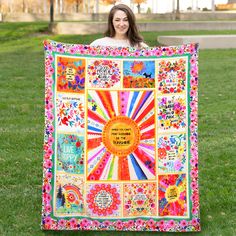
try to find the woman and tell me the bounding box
[90,4,148,48]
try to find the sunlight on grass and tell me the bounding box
[0,22,235,236]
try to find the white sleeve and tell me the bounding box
[90,38,108,47]
[90,39,100,46]
[140,42,149,48]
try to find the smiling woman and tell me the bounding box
[90,4,148,48]
[112,10,130,40]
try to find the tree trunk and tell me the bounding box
[83,0,86,13]
[176,0,180,13]
[44,0,47,14]
[9,0,13,13]
[176,0,180,20]
[22,0,25,13]
[96,0,99,13]
[137,4,140,14]
[50,0,54,22]
[212,0,215,11]
[172,0,175,13]
[76,0,79,13]
[88,0,90,13]
[55,0,58,14]
[60,0,63,14]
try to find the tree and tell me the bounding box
[132,0,147,14]
[22,0,26,12]
[176,0,180,20]
[57,185,63,199]
[61,193,66,206]
[101,0,118,5]
[95,0,99,13]
[176,0,180,13]
[75,0,81,12]
[66,0,82,13]
[50,0,54,22]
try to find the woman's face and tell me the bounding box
[112,10,129,39]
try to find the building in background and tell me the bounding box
[0,0,232,14]
[125,0,229,13]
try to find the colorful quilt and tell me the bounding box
[42,40,200,232]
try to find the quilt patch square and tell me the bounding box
[123,60,155,88]
[86,183,122,217]
[158,174,187,217]
[158,133,187,173]
[56,133,84,174]
[157,95,187,132]
[56,56,86,93]
[42,40,200,232]
[123,183,157,217]
[56,93,85,133]
[87,59,122,88]
[157,57,187,94]
[54,173,84,216]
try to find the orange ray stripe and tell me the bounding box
[118,156,130,180]
[139,114,155,131]
[88,109,107,125]
[87,137,103,150]
[140,128,155,140]
[96,91,116,118]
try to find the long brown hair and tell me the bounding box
[104,4,143,47]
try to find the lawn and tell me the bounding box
[0,22,235,236]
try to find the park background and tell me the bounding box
[0,0,236,235]
[0,0,235,14]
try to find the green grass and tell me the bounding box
[0,22,236,236]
